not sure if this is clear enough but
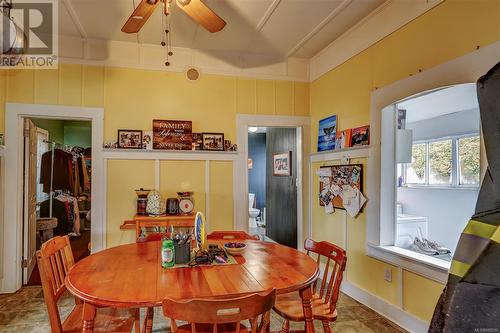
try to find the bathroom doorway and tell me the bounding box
[247,127,298,248]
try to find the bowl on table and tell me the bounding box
[223,242,247,256]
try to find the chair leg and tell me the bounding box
[142,307,154,333]
[322,320,332,333]
[281,320,290,333]
[134,308,140,333]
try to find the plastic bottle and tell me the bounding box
[161,239,175,268]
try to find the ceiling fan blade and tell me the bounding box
[122,0,161,33]
[177,0,226,33]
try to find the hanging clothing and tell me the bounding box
[39,198,70,235]
[40,149,73,193]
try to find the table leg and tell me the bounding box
[82,302,96,333]
[299,285,315,333]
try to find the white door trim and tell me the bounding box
[2,103,104,293]
[235,114,310,250]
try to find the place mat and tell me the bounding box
[164,253,239,269]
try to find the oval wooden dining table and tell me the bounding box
[65,239,319,333]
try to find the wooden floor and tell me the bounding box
[0,286,407,333]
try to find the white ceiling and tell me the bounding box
[58,0,385,61]
[398,83,480,124]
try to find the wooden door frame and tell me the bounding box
[236,115,310,251]
[2,103,104,293]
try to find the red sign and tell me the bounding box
[153,120,193,150]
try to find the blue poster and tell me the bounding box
[317,115,337,152]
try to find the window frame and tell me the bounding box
[402,133,480,189]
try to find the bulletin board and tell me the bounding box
[318,164,363,209]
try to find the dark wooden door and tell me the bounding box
[266,128,297,248]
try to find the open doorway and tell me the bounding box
[247,126,298,248]
[23,117,92,285]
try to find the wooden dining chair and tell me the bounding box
[207,231,260,241]
[162,289,276,333]
[36,236,140,333]
[273,239,347,333]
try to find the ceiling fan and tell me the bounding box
[122,0,226,34]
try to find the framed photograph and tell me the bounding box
[273,152,291,176]
[192,133,203,150]
[351,125,370,147]
[317,115,337,152]
[142,130,153,150]
[117,129,142,149]
[153,120,192,150]
[202,133,225,151]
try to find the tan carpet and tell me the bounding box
[0,286,407,332]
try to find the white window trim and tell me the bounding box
[403,133,480,189]
[366,41,499,284]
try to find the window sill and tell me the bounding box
[366,244,450,284]
[399,185,479,191]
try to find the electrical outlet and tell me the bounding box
[384,267,392,282]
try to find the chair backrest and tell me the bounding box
[36,236,76,333]
[207,231,260,240]
[163,289,275,333]
[304,238,347,315]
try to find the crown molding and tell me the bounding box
[58,36,310,82]
[309,0,444,81]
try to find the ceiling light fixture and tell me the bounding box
[160,0,173,66]
[248,127,258,133]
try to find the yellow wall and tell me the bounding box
[309,0,500,323]
[0,65,310,247]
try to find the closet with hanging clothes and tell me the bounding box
[38,145,91,237]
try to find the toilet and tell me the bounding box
[248,193,260,228]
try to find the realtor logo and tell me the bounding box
[0,0,58,68]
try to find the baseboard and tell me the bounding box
[340,281,429,333]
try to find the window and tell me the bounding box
[406,143,426,184]
[458,136,480,185]
[428,139,452,185]
[404,135,480,187]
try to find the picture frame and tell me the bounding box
[117,129,142,149]
[192,132,203,150]
[317,115,337,152]
[142,130,153,150]
[153,119,193,150]
[273,152,292,176]
[202,133,225,151]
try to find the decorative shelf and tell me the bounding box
[102,148,238,161]
[310,146,371,162]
